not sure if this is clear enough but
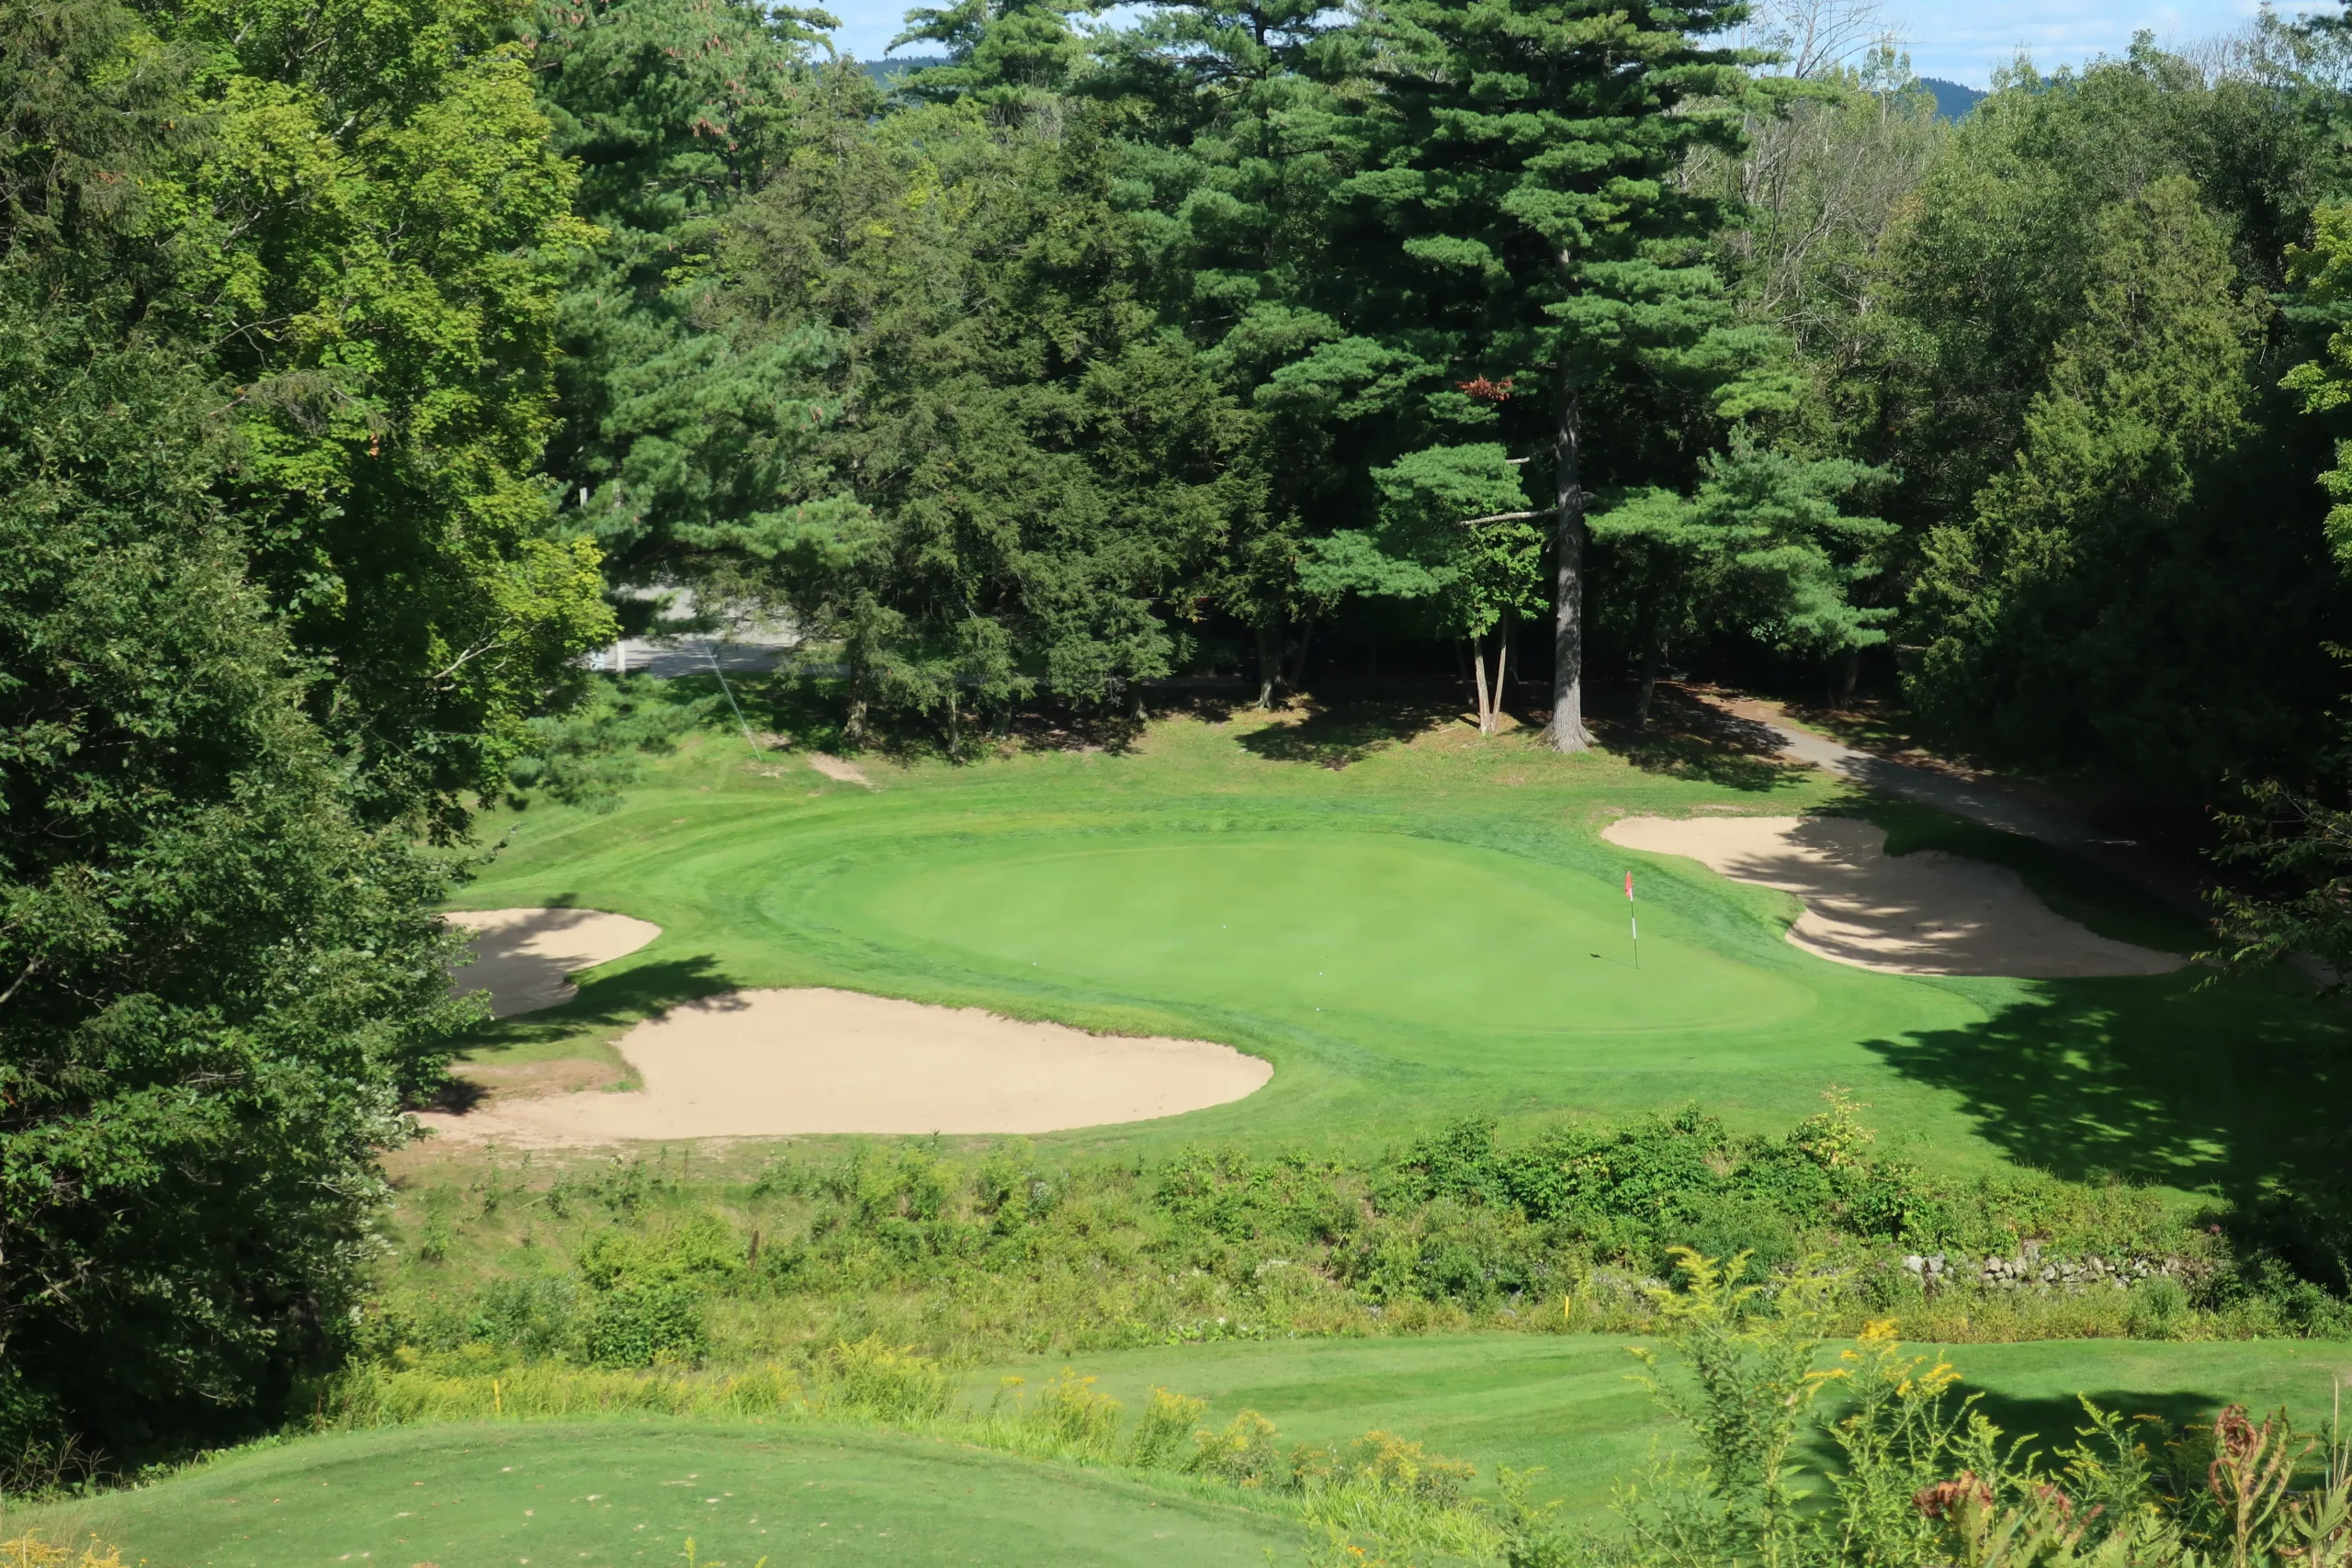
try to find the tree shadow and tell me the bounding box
[1862,970,2352,1287]
[1589,687,1814,792]
[1959,1387,2232,1453]
[440,953,740,1066]
[1233,694,1462,770]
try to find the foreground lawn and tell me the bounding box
[977,1332,2352,1516]
[451,701,2337,1201]
[20,1422,1300,1568]
[23,1336,2348,1566]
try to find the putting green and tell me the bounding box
[450,710,2341,1187]
[825,830,1815,1038]
[17,1422,1299,1567]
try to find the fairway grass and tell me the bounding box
[447,703,2337,1203]
[15,1422,1302,1568]
[977,1331,2352,1516]
[21,1336,2349,1565]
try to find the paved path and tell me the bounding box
[1712,695,2210,916]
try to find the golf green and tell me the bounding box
[451,709,2341,1192]
[16,1423,1300,1568]
[826,829,1814,1037]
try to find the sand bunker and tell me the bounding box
[415,987,1271,1145]
[1600,815,2183,978]
[447,907,663,1016]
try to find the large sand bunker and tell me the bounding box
[1600,815,2184,978]
[417,987,1272,1145]
[447,907,663,1016]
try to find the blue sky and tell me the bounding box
[1883,0,2326,85]
[822,0,2335,88]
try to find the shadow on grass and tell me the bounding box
[439,953,737,1072]
[1234,694,1463,770]
[1866,969,2352,1291]
[1961,1386,2230,1452]
[1588,690,1815,793]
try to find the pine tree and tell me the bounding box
[529,0,836,615]
[1590,446,1894,728]
[1097,0,1354,704]
[1332,0,1770,748]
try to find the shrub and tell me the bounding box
[812,1337,952,1422]
[1129,1386,1207,1468]
[1188,1409,1286,1488]
[1025,1369,1125,1459]
[584,1280,707,1369]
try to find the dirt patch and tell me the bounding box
[412,987,1272,1145]
[1600,815,2184,979]
[447,908,663,1017]
[807,753,876,788]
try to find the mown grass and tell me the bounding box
[441,694,2338,1205]
[14,1331,2347,1566]
[975,1331,2352,1520]
[6,1420,1308,1567]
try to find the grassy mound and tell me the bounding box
[16,1423,1302,1567]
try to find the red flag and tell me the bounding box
[1625,871,1634,900]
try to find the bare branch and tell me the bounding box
[0,958,42,1009]
[1458,507,1556,526]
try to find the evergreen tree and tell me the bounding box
[527,0,838,624]
[1326,0,1771,749]
[727,69,1254,746]
[1097,0,1355,705]
[894,0,1091,119]
[1590,446,1893,728]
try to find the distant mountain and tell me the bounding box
[850,56,1989,119]
[860,55,945,85]
[1918,77,1985,120]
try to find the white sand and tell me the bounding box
[1600,815,2184,978]
[447,907,663,1017]
[414,987,1272,1145]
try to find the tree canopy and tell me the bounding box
[17,0,2352,1465]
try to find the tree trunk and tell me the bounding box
[1471,631,1494,735]
[1284,615,1316,694]
[845,658,870,749]
[1254,618,1283,708]
[1837,645,1860,708]
[1493,625,1510,718]
[1546,372,1594,751]
[1635,626,1661,732]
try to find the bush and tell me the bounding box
[1128,1387,1208,1468]
[812,1337,953,1422]
[584,1280,707,1369]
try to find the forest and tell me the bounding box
[9,0,2352,1520]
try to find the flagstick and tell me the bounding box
[1626,871,1639,970]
